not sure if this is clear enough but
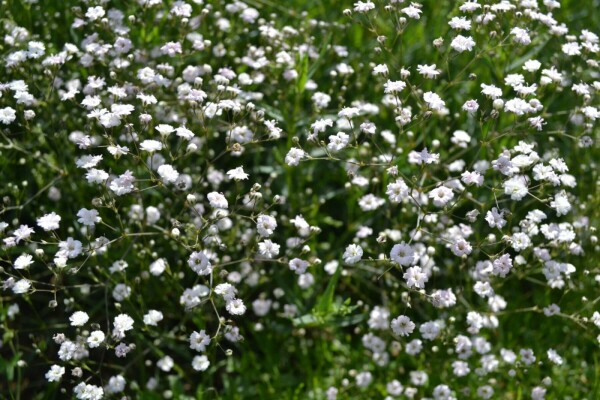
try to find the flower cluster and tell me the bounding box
[0,0,598,398]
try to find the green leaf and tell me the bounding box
[292,313,322,328]
[259,103,285,123]
[315,262,341,315]
[506,37,550,71]
[296,54,309,94]
[321,216,343,228]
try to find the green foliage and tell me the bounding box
[0,0,599,399]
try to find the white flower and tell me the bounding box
[58,237,83,258]
[74,383,104,400]
[77,208,101,226]
[386,178,409,203]
[360,122,376,135]
[523,59,542,72]
[85,6,105,21]
[451,35,476,52]
[510,232,531,252]
[45,365,65,382]
[462,99,479,114]
[146,206,161,224]
[562,42,581,56]
[188,251,212,275]
[13,224,34,243]
[99,112,121,128]
[504,98,531,115]
[0,107,17,124]
[157,164,179,183]
[175,126,194,140]
[69,311,89,326]
[356,371,373,387]
[226,166,249,181]
[311,118,333,134]
[86,169,109,184]
[402,4,422,19]
[409,148,440,165]
[461,171,483,186]
[529,116,546,131]
[429,186,454,207]
[486,207,507,229]
[520,348,536,365]
[111,104,134,116]
[358,194,385,211]
[258,240,280,258]
[207,192,228,209]
[143,310,164,326]
[190,330,211,352]
[161,41,182,56]
[76,155,103,169]
[312,92,331,109]
[532,387,547,400]
[480,83,503,99]
[140,139,163,152]
[171,1,192,17]
[432,289,457,308]
[403,266,428,289]
[155,124,175,136]
[285,147,306,166]
[108,260,129,274]
[391,315,415,336]
[492,254,513,277]
[582,106,599,121]
[157,356,174,372]
[289,258,309,275]
[226,298,247,315]
[87,330,105,348]
[299,272,314,288]
[420,321,442,340]
[511,27,531,45]
[256,214,277,237]
[573,82,591,96]
[106,375,126,394]
[13,279,31,294]
[108,145,129,158]
[543,304,561,316]
[372,63,388,75]
[550,191,571,216]
[82,96,101,109]
[503,175,529,200]
[327,132,350,152]
[343,244,363,264]
[112,284,131,301]
[290,215,311,237]
[451,239,472,257]
[113,314,134,335]
[448,16,472,30]
[14,254,34,269]
[192,355,210,371]
[406,338,423,355]
[150,258,167,276]
[417,64,440,79]
[390,242,415,266]
[384,80,406,94]
[338,107,360,119]
[354,0,375,12]
[423,91,445,110]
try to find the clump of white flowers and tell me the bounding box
[0,0,597,398]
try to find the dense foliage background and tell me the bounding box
[1,0,599,399]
